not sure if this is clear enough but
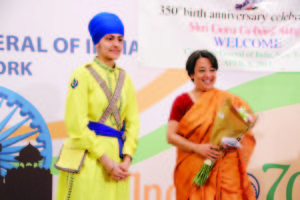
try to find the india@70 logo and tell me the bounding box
[0,86,52,200]
[248,173,260,199]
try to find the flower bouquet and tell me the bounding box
[193,97,257,187]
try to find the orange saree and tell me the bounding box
[174,88,256,200]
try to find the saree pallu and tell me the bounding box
[174,88,256,200]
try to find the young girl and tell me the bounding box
[56,12,140,200]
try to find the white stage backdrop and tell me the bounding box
[138,0,300,71]
[0,0,300,200]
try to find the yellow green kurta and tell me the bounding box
[56,58,140,200]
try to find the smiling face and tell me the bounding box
[190,57,217,91]
[96,34,124,61]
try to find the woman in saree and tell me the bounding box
[55,12,140,200]
[167,50,256,200]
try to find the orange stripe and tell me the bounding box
[137,69,189,112]
[7,121,68,140]
[13,69,189,140]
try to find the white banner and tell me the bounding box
[138,0,300,71]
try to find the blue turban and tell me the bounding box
[88,12,124,45]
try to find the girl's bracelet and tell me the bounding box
[109,162,115,174]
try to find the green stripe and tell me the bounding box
[228,73,300,112]
[51,73,300,175]
[51,157,59,175]
[132,124,172,165]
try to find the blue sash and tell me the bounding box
[88,121,125,159]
